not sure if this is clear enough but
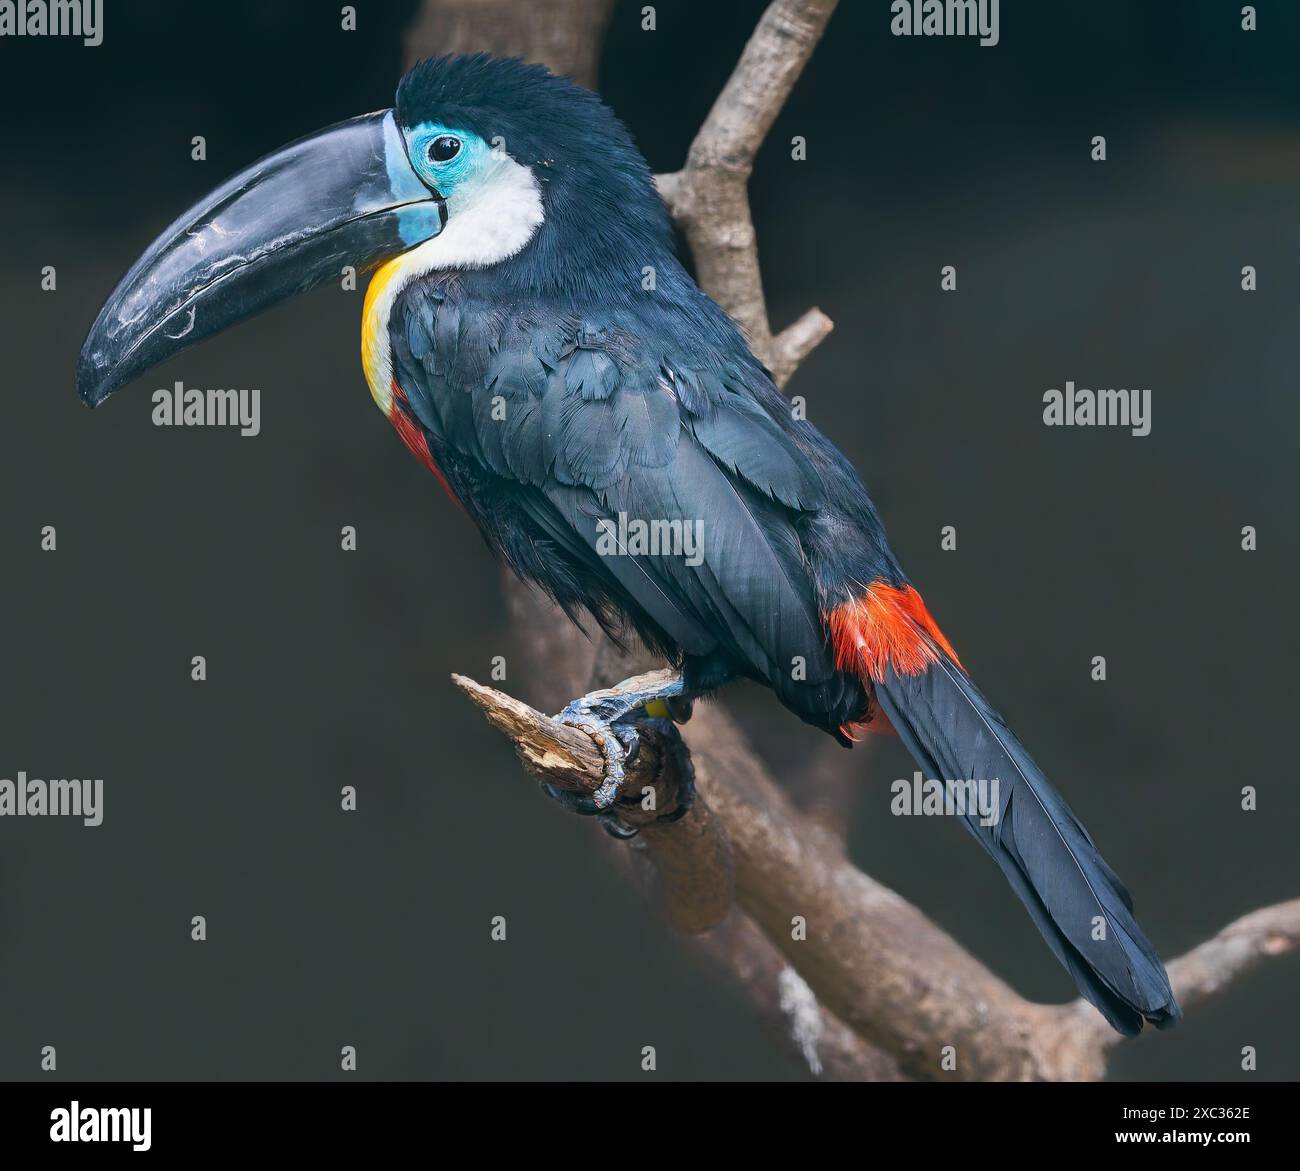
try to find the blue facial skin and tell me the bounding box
[378,111,448,246]
[403,121,492,201]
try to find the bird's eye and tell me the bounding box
[428,135,462,163]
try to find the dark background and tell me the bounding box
[0,0,1296,1081]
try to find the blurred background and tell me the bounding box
[0,0,1296,1080]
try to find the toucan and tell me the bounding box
[78,54,1180,1035]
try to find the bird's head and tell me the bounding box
[78,54,670,407]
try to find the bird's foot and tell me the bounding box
[541,669,688,836]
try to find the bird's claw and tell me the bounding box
[553,700,641,810]
[541,671,688,836]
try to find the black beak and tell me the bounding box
[77,109,444,406]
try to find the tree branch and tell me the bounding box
[454,675,1052,1080]
[653,0,840,385]
[454,674,1300,1080]
[1166,900,1300,1015]
[695,911,906,1080]
[452,671,733,936]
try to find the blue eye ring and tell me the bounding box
[427,135,462,164]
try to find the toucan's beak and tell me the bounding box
[77,109,444,406]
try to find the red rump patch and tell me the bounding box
[389,380,460,507]
[825,581,962,685]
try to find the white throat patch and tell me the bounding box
[421,153,545,271]
[361,154,544,413]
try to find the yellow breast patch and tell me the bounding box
[361,256,408,417]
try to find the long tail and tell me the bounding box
[829,581,1181,1034]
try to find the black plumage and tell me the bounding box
[76,52,1181,1034]
[383,58,1180,1031]
[876,659,1180,1034]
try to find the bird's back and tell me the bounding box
[379,262,917,735]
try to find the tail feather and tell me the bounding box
[873,652,1180,1033]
